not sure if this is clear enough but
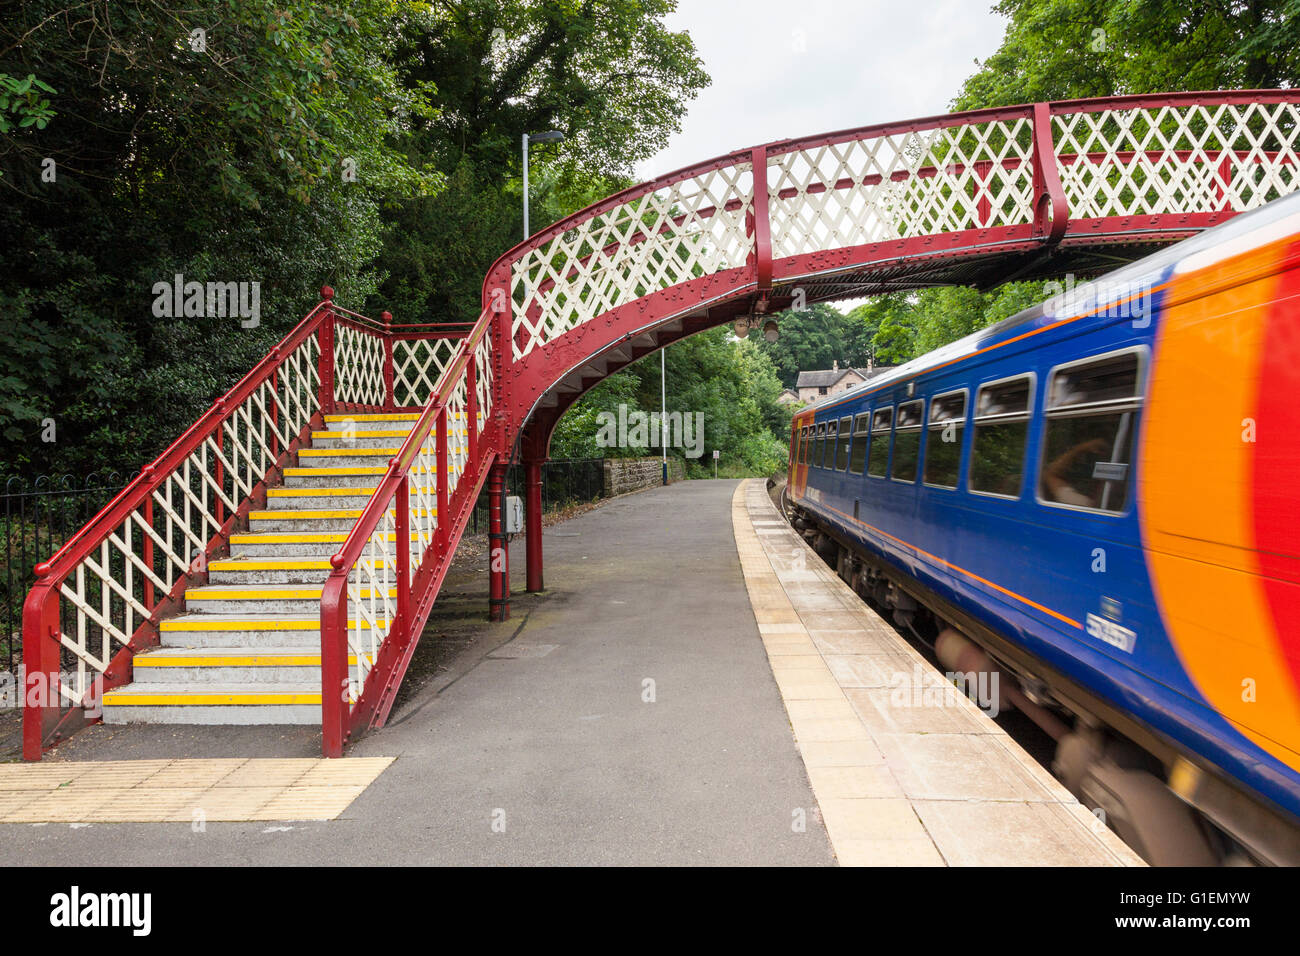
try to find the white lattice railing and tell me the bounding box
[504,92,1300,362]
[321,307,495,754]
[22,302,328,752]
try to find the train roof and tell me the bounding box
[801,190,1300,415]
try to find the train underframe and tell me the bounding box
[786,499,1300,867]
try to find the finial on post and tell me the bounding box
[381,311,392,326]
[321,285,335,301]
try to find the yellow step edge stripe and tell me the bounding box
[298,448,403,456]
[134,654,356,667]
[248,509,437,519]
[186,587,399,600]
[102,693,323,706]
[229,533,417,543]
[267,487,440,497]
[324,413,422,421]
[160,618,387,630]
[209,559,334,570]
[282,467,439,476]
[312,430,417,439]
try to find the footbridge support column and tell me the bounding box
[487,462,510,622]
[525,460,544,593]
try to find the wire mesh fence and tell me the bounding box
[471,458,607,534]
[1,474,130,677]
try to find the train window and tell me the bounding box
[866,407,892,477]
[847,413,870,474]
[801,425,811,465]
[813,422,826,467]
[835,416,853,470]
[923,390,967,489]
[970,375,1033,498]
[1039,350,1143,514]
[824,420,838,468]
[890,400,924,482]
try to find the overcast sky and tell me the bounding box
[635,0,1009,181]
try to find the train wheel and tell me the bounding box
[1080,761,1218,866]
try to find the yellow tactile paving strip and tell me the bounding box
[0,757,392,824]
[732,480,1144,867]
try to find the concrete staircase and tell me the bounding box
[102,413,437,725]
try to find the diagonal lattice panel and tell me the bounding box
[1053,102,1300,220]
[393,337,461,407]
[510,161,756,360]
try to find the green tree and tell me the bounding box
[956,0,1300,110]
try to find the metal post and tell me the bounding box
[487,463,509,621]
[661,347,668,485]
[525,460,543,592]
[522,133,530,240]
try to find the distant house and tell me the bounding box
[795,360,895,404]
[777,388,802,405]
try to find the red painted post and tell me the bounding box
[1030,103,1068,244]
[436,408,449,552]
[466,358,479,466]
[21,586,61,760]
[382,311,395,411]
[395,475,410,640]
[320,574,350,758]
[525,460,544,593]
[487,463,509,621]
[318,286,336,415]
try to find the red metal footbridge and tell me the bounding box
[21,91,1300,757]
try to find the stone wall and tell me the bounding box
[602,456,686,497]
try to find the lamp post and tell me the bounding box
[522,130,565,238]
[661,347,668,485]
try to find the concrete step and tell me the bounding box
[101,681,322,725]
[322,413,465,430]
[227,531,418,559]
[158,613,387,647]
[309,429,423,449]
[247,507,436,533]
[282,466,438,489]
[131,646,358,684]
[265,487,440,511]
[183,583,398,615]
[206,556,416,586]
[294,447,405,468]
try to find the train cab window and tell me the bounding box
[923,390,967,488]
[890,400,924,482]
[813,422,827,467]
[1039,350,1142,513]
[970,375,1033,498]
[800,426,811,465]
[835,416,853,470]
[847,414,870,474]
[866,407,892,478]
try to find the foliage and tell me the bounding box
[550,329,792,477]
[956,0,1300,109]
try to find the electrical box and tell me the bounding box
[505,495,524,533]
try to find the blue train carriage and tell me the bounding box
[785,191,1300,866]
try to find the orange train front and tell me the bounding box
[786,194,1300,863]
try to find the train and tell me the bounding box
[784,190,1300,866]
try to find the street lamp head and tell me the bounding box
[528,130,566,144]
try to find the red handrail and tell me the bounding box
[22,291,341,757]
[319,306,496,755]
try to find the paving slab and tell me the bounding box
[731,479,1144,867]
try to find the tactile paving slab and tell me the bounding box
[0,757,393,823]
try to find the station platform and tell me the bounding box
[734,480,1142,866]
[0,478,1140,865]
